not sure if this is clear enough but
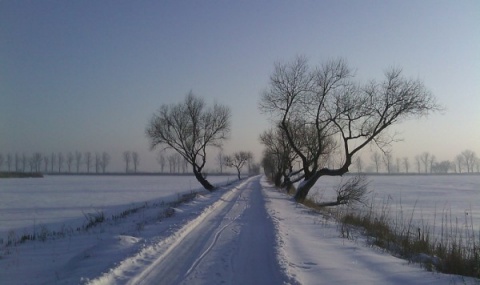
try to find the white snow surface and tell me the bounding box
[0,175,236,239]
[307,175,480,234]
[0,175,477,284]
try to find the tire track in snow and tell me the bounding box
[128,179,250,285]
[87,179,250,285]
[180,177,288,285]
[183,196,246,278]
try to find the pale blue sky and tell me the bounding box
[1,1,479,172]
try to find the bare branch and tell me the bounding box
[259,56,441,202]
[146,92,231,190]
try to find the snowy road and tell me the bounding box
[87,176,473,285]
[91,176,288,285]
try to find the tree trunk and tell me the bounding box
[294,172,321,202]
[274,172,283,187]
[281,174,294,194]
[236,168,241,180]
[193,169,215,191]
[295,158,351,202]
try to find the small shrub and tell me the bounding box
[19,234,34,244]
[37,224,49,242]
[159,207,175,219]
[83,210,105,230]
[7,230,16,246]
[112,203,147,221]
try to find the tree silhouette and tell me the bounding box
[146,92,230,191]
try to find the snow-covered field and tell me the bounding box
[308,175,480,233]
[0,175,479,284]
[0,175,236,241]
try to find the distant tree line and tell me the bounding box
[122,151,140,173]
[0,151,113,174]
[351,149,480,174]
[155,150,260,177]
[155,152,189,174]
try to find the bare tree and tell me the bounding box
[454,154,464,173]
[403,157,410,173]
[22,153,27,172]
[58,153,64,172]
[260,126,300,189]
[84,152,92,173]
[432,160,451,173]
[371,152,381,173]
[66,152,74,172]
[43,155,49,172]
[95,153,101,173]
[247,157,254,174]
[6,153,12,172]
[168,154,176,173]
[217,150,225,174]
[156,152,166,173]
[101,152,110,173]
[123,151,131,173]
[429,154,436,174]
[15,153,20,171]
[383,152,393,174]
[146,92,231,191]
[132,151,140,173]
[461,149,477,173]
[28,157,35,172]
[75,151,82,173]
[395,157,401,173]
[50,153,56,173]
[224,151,253,180]
[415,155,421,173]
[419,152,430,173]
[32,152,42,172]
[260,56,440,202]
[261,151,277,181]
[248,163,261,176]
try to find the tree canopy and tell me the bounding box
[146,92,231,190]
[260,56,441,202]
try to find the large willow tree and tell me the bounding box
[146,92,231,191]
[260,56,441,202]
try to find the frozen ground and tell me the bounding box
[1,175,477,284]
[307,175,480,233]
[0,175,236,240]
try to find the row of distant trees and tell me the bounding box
[0,148,261,175]
[355,149,479,174]
[156,152,189,173]
[0,152,112,173]
[155,150,259,177]
[122,151,140,173]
